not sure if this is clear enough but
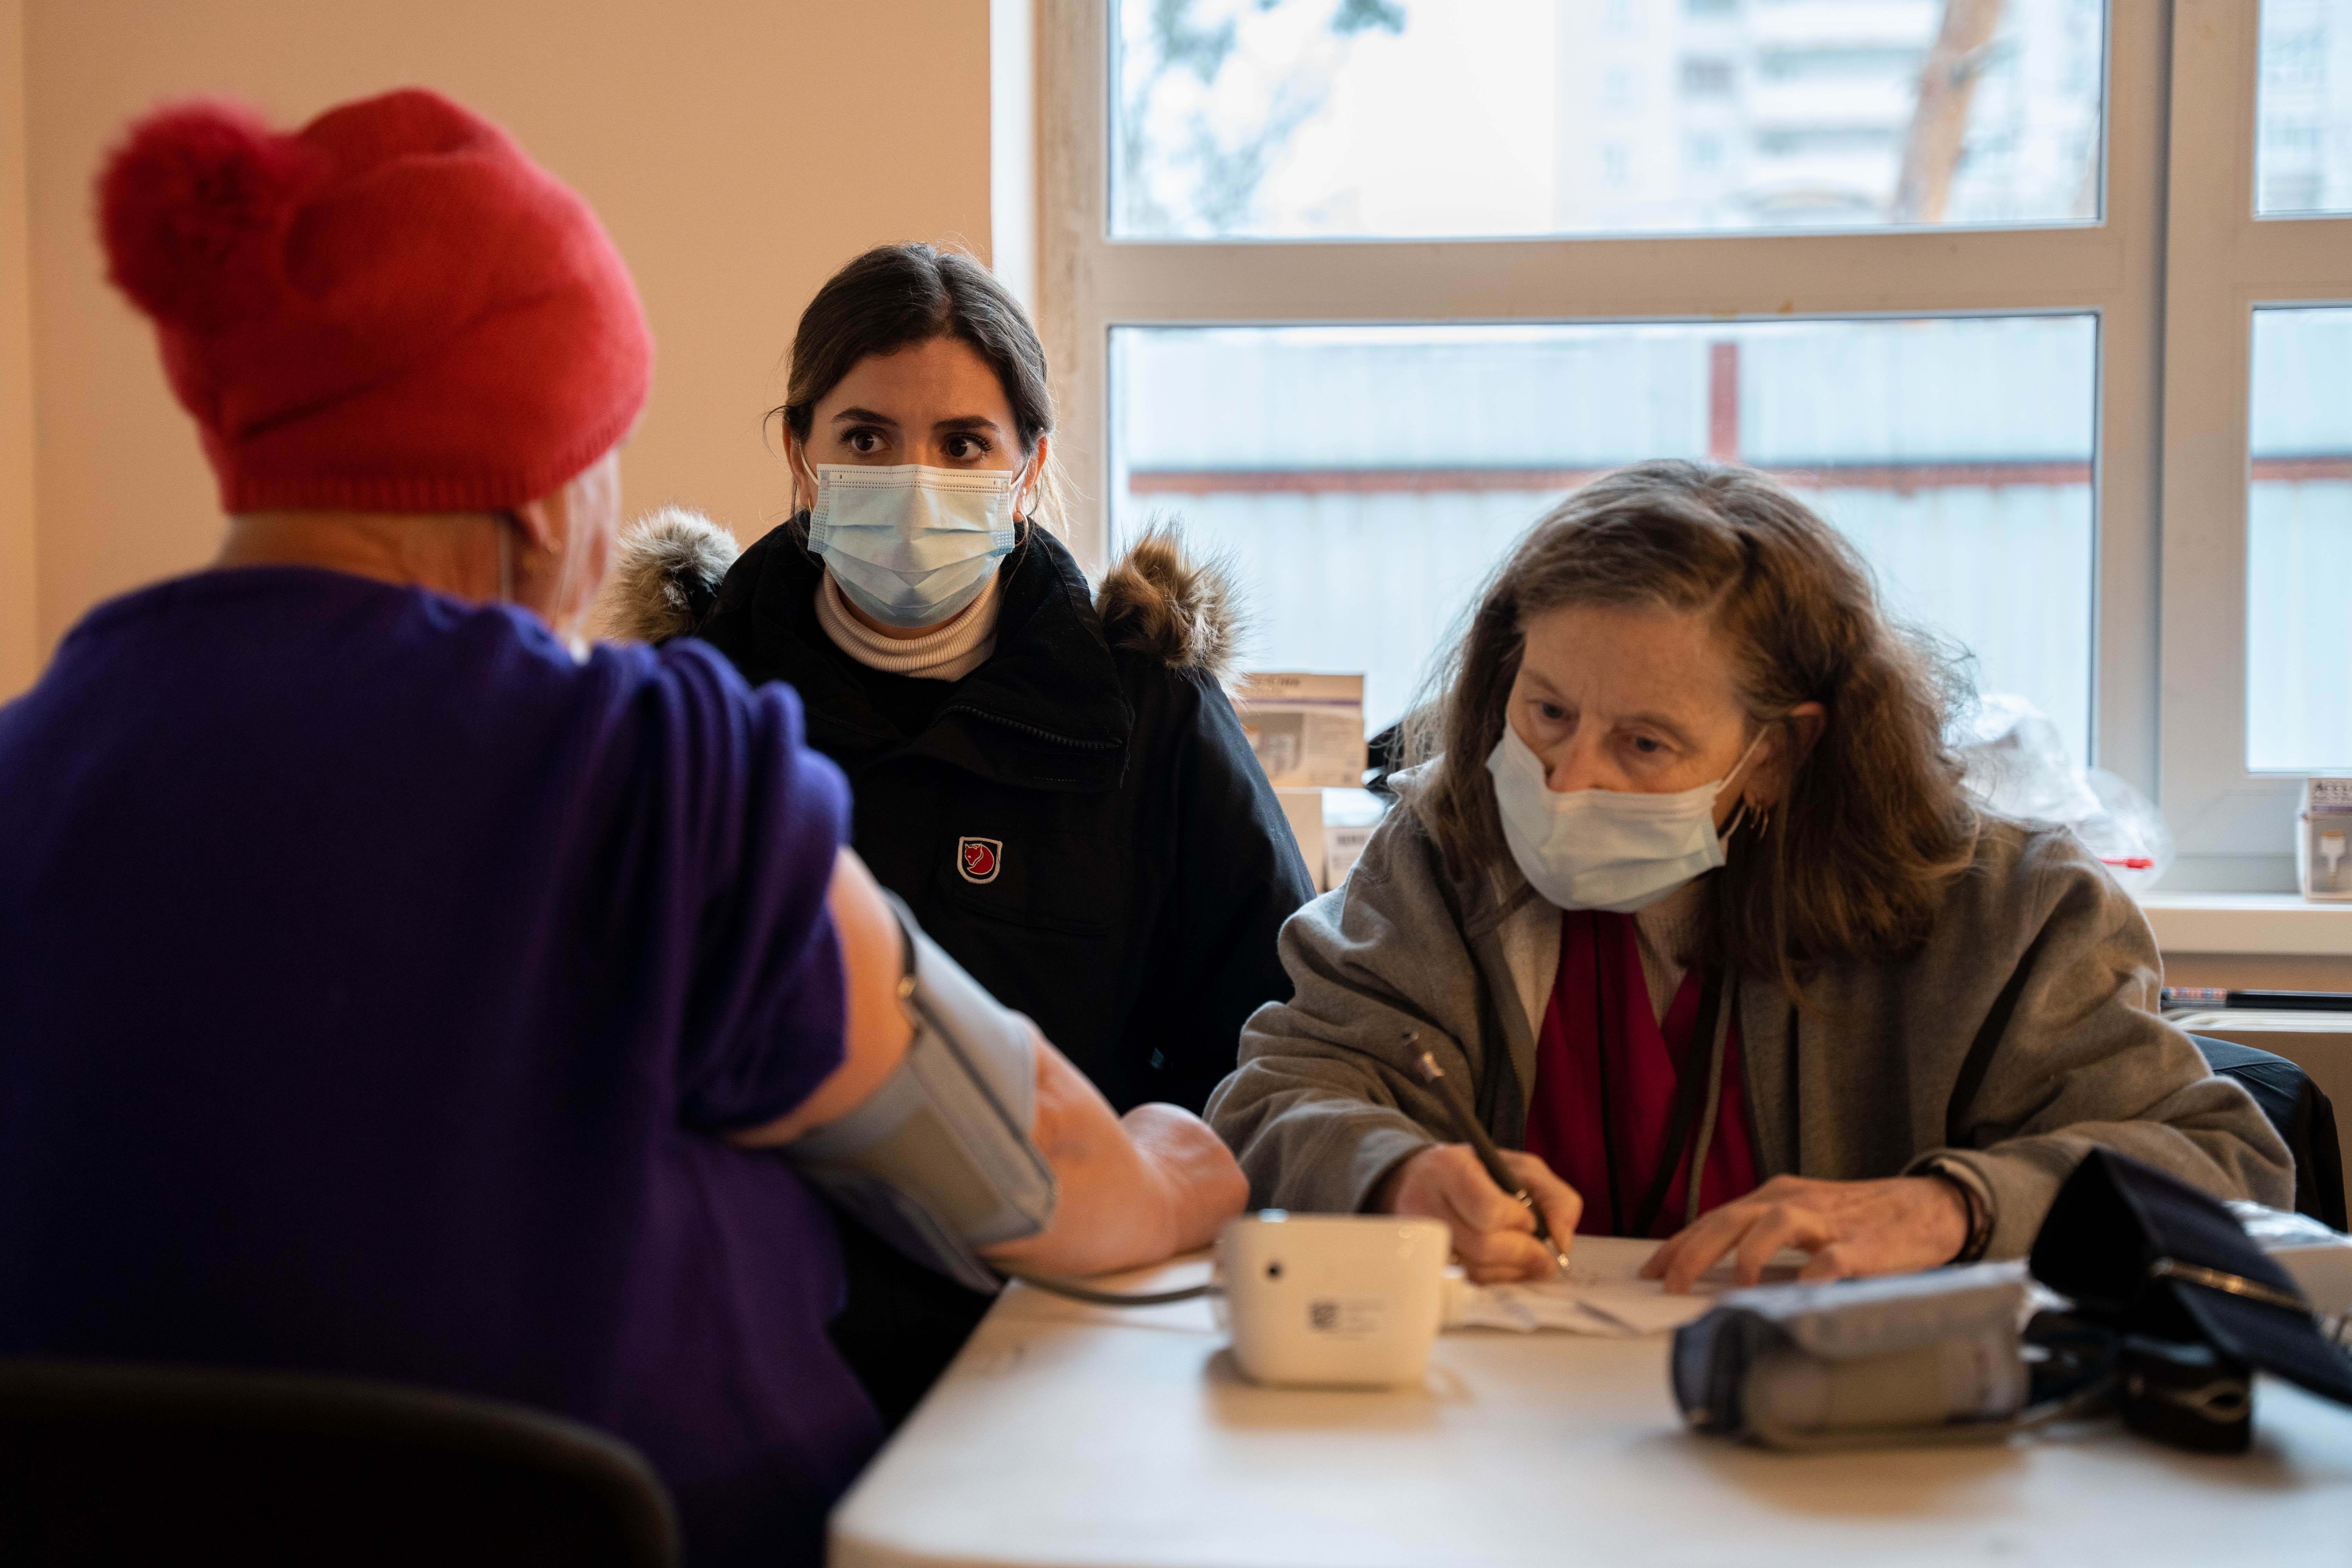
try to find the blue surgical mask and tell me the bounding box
[1486,722,1767,913]
[808,462,1024,628]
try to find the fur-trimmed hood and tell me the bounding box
[1090,526,1242,683]
[591,506,740,645]
[591,509,1245,680]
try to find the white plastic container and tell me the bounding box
[1216,1212,1449,1389]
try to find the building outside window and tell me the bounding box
[1681,57,1735,97]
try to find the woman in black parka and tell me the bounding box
[598,243,1316,1423]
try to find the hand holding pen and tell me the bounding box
[1371,1035,1583,1283]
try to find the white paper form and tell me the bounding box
[1444,1236,1804,1338]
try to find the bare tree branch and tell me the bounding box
[1890,0,2007,224]
[1119,0,1406,237]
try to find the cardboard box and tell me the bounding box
[1237,673,1366,789]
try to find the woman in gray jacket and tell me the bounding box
[1207,460,2290,1293]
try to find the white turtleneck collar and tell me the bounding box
[813,565,1004,682]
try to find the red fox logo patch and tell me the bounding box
[958,837,1002,884]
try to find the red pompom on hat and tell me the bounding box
[99,88,652,512]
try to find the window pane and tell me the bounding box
[2257,0,2352,217]
[2247,306,2352,771]
[1112,0,2107,240]
[1112,317,2097,758]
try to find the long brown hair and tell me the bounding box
[1405,460,1979,993]
[769,241,1064,527]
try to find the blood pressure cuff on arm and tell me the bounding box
[785,894,1059,1294]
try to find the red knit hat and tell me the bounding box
[99,88,652,512]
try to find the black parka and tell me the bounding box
[689,519,1315,1114]
[603,511,1317,1428]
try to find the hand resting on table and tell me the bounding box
[1641,1173,1968,1294]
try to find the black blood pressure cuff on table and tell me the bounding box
[1674,1150,2352,1456]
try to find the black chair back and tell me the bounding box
[2193,1034,2350,1231]
[0,1361,678,1567]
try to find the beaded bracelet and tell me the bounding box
[1920,1158,1995,1264]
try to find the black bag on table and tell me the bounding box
[2030,1148,2352,1451]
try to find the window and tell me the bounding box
[1681,58,1734,97]
[2245,307,2352,772]
[1042,1,2352,889]
[2156,0,2352,886]
[2257,0,2352,215]
[1107,0,2106,240]
[1759,49,1926,83]
[1114,317,2098,750]
[1754,128,1902,157]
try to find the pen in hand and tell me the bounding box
[1407,1035,1572,1273]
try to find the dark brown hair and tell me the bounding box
[771,241,1062,526]
[1405,460,1979,992]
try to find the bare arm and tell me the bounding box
[985,1047,1247,1275]
[733,847,1246,1272]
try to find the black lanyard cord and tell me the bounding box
[1593,952,1726,1241]
[1631,970,1724,1239]
[1588,917,1626,1236]
[1681,974,1735,1231]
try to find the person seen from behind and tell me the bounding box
[0,89,1243,1566]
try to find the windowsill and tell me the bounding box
[2137,893,2352,956]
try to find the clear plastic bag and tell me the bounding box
[1952,694,2174,892]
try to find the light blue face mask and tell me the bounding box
[1486,721,1766,913]
[808,462,1025,629]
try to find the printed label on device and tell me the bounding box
[1306,1298,1389,1338]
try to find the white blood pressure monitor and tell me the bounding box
[1216,1212,1449,1389]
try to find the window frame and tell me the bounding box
[1039,1,2191,871]
[2160,0,2352,890]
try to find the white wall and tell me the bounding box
[0,0,996,697]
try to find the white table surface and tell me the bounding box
[830,1251,2352,1568]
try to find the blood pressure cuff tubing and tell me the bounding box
[785,893,1059,1294]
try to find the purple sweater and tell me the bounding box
[0,567,881,1564]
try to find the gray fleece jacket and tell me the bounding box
[1205,798,2292,1259]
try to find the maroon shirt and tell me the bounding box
[1524,909,1761,1237]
